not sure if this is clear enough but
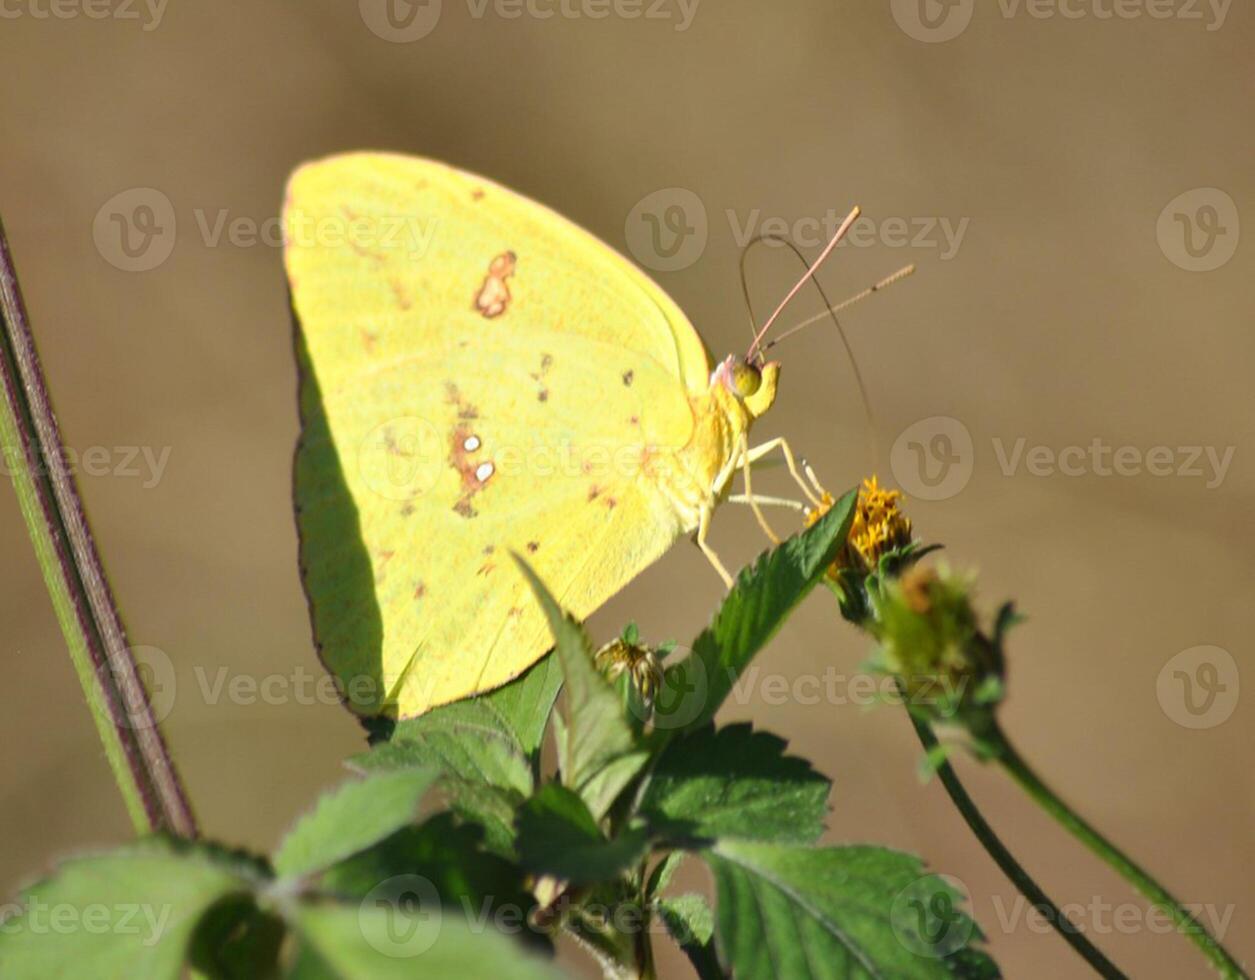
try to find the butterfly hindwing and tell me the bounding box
[285,153,713,717]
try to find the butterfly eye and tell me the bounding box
[731,359,762,399]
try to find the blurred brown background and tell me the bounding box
[1,2,1250,976]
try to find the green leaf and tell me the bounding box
[273,770,438,879]
[0,838,263,980]
[645,851,686,897]
[640,723,830,844]
[576,749,653,824]
[440,779,523,859]
[704,841,996,979]
[318,812,540,948]
[658,489,857,734]
[353,702,534,798]
[479,652,564,760]
[514,558,642,817]
[290,903,563,979]
[189,898,286,980]
[515,784,650,885]
[656,894,724,980]
[361,652,563,795]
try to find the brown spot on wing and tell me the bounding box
[471,187,485,201]
[526,541,539,553]
[375,549,396,583]
[530,353,554,402]
[444,382,479,420]
[473,250,516,318]
[389,277,412,310]
[449,421,491,519]
[413,581,426,599]
[622,369,634,386]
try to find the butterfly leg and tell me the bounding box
[695,504,735,589]
[738,435,784,546]
[744,437,823,508]
[727,494,804,510]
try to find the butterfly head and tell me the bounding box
[713,355,779,419]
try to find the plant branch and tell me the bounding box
[902,707,1127,979]
[0,217,196,837]
[989,721,1246,979]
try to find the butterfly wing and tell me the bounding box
[285,153,713,717]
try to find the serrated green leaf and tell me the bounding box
[439,779,522,859]
[354,653,561,798]
[514,558,639,816]
[704,841,997,979]
[515,784,650,885]
[318,813,538,937]
[640,723,830,844]
[289,903,563,979]
[273,770,438,879]
[0,838,263,980]
[656,894,724,979]
[352,702,534,797]
[658,489,857,734]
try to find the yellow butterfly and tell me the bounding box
[284,152,859,719]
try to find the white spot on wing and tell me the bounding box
[463,435,481,452]
[475,461,494,482]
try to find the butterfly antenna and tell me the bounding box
[760,263,916,352]
[737,226,882,473]
[746,205,860,361]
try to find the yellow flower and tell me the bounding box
[806,476,913,577]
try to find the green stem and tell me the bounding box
[990,721,1246,979]
[903,706,1127,979]
[0,217,196,837]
